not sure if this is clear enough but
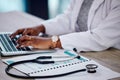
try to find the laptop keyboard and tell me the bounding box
[0,34,31,52]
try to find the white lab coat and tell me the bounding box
[42,0,120,52]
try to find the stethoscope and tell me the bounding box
[5,48,98,79]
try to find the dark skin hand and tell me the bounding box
[10,25,62,49]
[16,35,53,50]
[10,25,45,39]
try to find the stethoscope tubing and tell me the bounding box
[5,57,86,79]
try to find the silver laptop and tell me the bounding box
[0,32,55,56]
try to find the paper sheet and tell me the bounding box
[2,50,120,80]
[35,61,120,80]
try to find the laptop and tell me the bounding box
[0,32,55,56]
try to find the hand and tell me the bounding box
[16,35,52,50]
[10,25,45,38]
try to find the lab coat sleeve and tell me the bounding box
[60,1,120,52]
[41,0,75,35]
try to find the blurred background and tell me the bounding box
[0,0,70,20]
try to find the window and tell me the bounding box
[0,0,26,12]
[48,0,70,18]
[0,0,70,19]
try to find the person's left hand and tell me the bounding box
[16,35,52,50]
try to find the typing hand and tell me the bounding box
[16,35,52,50]
[10,25,45,39]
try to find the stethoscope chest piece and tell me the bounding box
[86,64,98,73]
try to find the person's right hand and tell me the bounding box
[10,24,45,39]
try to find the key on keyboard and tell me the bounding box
[0,34,32,52]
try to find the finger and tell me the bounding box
[17,35,31,44]
[10,28,25,38]
[17,35,32,44]
[16,41,32,48]
[22,28,39,36]
[22,28,32,36]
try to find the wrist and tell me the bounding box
[56,38,62,48]
[51,36,62,49]
[36,24,45,33]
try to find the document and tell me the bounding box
[36,61,120,80]
[2,49,120,80]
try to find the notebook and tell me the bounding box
[0,32,55,56]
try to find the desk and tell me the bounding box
[81,48,120,80]
[0,11,43,80]
[0,11,120,80]
[0,11,43,32]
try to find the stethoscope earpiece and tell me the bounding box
[86,64,98,73]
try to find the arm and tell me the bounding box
[41,0,76,35]
[59,1,120,52]
[10,0,76,38]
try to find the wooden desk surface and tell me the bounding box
[81,48,120,80]
[0,11,120,80]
